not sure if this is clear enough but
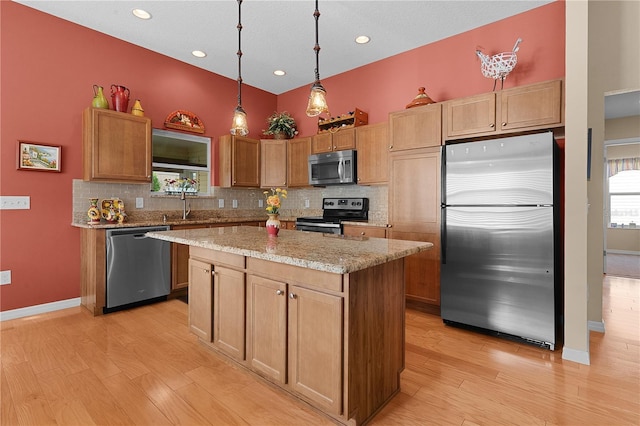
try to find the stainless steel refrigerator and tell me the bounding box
[440,132,561,350]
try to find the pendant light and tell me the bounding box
[305,0,330,117]
[230,0,249,136]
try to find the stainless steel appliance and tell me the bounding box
[105,225,171,313]
[296,197,368,234]
[440,132,561,350]
[308,149,357,186]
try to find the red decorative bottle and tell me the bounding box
[110,85,130,112]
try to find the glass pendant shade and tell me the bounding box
[230,105,249,136]
[306,81,329,117]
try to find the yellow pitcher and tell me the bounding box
[91,85,109,109]
[131,99,145,117]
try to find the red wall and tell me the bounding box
[0,1,565,312]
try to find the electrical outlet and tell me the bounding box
[0,196,30,210]
[305,199,310,208]
[0,271,11,285]
[258,199,264,208]
[135,197,144,208]
[232,200,238,208]
[218,199,225,208]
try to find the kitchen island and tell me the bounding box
[147,226,432,426]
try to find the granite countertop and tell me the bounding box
[147,226,431,274]
[70,215,299,229]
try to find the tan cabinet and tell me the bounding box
[219,135,260,188]
[311,128,356,153]
[388,103,442,151]
[287,137,311,188]
[260,139,288,188]
[213,264,246,361]
[342,224,386,238]
[388,147,441,307]
[443,79,564,140]
[82,107,152,182]
[188,258,213,341]
[356,122,389,184]
[171,224,209,292]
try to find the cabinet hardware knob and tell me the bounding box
[276,289,284,295]
[333,146,336,150]
[360,231,365,235]
[502,122,507,126]
[289,293,297,299]
[389,145,393,149]
[204,269,209,273]
[489,123,495,128]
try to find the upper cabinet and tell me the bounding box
[388,103,442,151]
[260,139,288,188]
[356,122,389,185]
[443,79,564,141]
[287,137,312,188]
[83,107,152,183]
[311,128,356,154]
[219,135,260,188]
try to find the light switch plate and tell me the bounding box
[0,271,11,285]
[258,199,264,208]
[232,200,238,208]
[135,197,144,208]
[0,196,30,210]
[305,199,310,208]
[218,199,224,208]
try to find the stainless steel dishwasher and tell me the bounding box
[105,226,171,313]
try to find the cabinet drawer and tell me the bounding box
[247,257,342,293]
[343,225,386,238]
[190,246,245,269]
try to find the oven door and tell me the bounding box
[308,150,356,186]
[295,220,342,234]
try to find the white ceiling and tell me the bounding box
[16,0,551,95]
[15,0,639,118]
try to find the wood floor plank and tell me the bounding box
[36,368,97,426]
[174,382,251,426]
[3,361,57,425]
[1,365,20,425]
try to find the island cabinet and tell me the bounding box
[443,79,564,140]
[388,147,441,309]
[157,225,427,426]
[260,139,288,188]
[171,224,209,292]
[219,135,260,188]
[356,122,389,185]
[342,224,387,238]
[189,248,246,361]
[311,128,356,154]
[287,137,312,188]
[82,107,152,183]
[388,102,442,151]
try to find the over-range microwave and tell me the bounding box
[308,149,357,186]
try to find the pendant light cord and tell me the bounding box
[313,0,321,83]
[236,0,243,107]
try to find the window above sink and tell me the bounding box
[152,129,211,195]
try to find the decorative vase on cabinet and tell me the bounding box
[266,214,281,236]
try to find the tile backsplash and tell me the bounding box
[72,180,388,223]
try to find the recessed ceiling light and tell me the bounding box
[192,50,207,58]
[273,70,286,76]
[355,35,370,44]
[132,9,151,20]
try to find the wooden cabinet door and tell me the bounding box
[444,92,497,139]
[171,224,208,291]
[311,132,333,154]
[260,139,288,188]
[356,122,389,184]
[213,265,246,361]
[287,137,311,188]
[219,135,260,187]
[83,107,152,182]
[188,258,213,341]
[389,103,442,151]
[332,128,356,151]
[247,275,287,384]
[288,285,343,415]
[342,224,386,238]
[500,79,563,131]
[389,147,441,306]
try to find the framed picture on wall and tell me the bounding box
[17,141,62,172]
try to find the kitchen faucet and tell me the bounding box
[180,191,191,219]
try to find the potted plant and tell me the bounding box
[263,111,298,139]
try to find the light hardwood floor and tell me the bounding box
[1,275,638,426]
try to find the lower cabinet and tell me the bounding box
[342,224,386,238]
[188,258,213,341]
[247,275,343,414]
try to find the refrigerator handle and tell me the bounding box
[441,206,447,264]
[440,146,446,206]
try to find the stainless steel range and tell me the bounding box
[296,197,369,234]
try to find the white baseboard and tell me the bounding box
[588,320,605,333]
[606,250,640,256]
[562,346,591,365]
[0,298,81,321]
